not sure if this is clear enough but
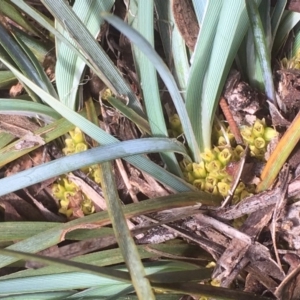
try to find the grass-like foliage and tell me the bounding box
[0,0,299,298]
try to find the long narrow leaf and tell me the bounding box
[185,0,222,151]
[100,162,155,299]
[0,248,131,283]
[273,11,300,55]
[155,1,190,98]
[101,13,200,162]
[0,192,219,269]
[246,0,276,105]
[42,0,145,116]
[271,0,287,41]
[55,0,114,110]
[192,0,208,23]
[133,0,182,176]
[257,111,300,192]
[0,99,60,121]
[0,58,194,192]
[0,137,188,196]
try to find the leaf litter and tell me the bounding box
[2,1,300,300]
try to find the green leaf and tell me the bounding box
[187,0,251,150]
[273,10,300,55]
[132,0,182,176]
[0,58,194,192]
[0,0,41,37]
[0,192,219,269]
[54,0,114,110]
[0,70,17,89]
[155,1,190,99]
[100,162,155,299]
[0,137,189,196]
[246,0,276,105]
[101,13,200,162]
[186,0,222,151]
[42,0,145,116]
[0,99,61,121]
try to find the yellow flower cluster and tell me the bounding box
[281,48,300,69]
[175,117,278,201]
[52,127,101,217]
[169,114,183,137]
[240,119,278,159]
[181,146,252,203]
[62,127,101,184]
[52,177,95,218]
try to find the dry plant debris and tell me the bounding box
[2,1,300,299]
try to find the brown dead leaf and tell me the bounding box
[67,174,105,212]
[172,0,199,51]
[0,114,39,138]
[275,254,300,300]
[0,193,45,221]
[9,82,23,97]
[268,101,291,127]
[277,69,300,111]
[5,154,33,176]
[5,146,50,177]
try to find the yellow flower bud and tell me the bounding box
[227,132,235,145]
[281,57,288,68]
[64,191,76,200]
[241,127,254,144]
[183,171,194,183]
[204,184,219,195]
[192,162,207,179]
[246,184,256,193]
[63,139,76,155]
[210,169,228,180]
[253,137,266,149]
[217,182,230,197]
[82,205,95,215]
[62,178,77,191]
[91,167,102,184]
[52,184,66,199]
[252,119,265,137]
[75,142,88,153]
[240,190,253,200]
[200,148,217,163]
[263,127,278,142]
[249,145,265,158]
[81,198,95,215]
[193,178,205,190]
[233,145,245,160]
[101,88,112,100]
[184,162,193,172]
[205,159,222,173]
[220,177,232,184]
[65,138,76,149]
[179,158,189,171]
[218,148,232,166]
[69,127,85,144]
[205,176,218,187]
[210,279,221,287]
[218,136,227,147]
[60,198,70,208]
[176,125,183,135]
[234,181,245,194]
[232,194,240,204]
[59,207,73,218]
[206,261,216,268]
[169,114,181,130]
[63,147,75,155]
